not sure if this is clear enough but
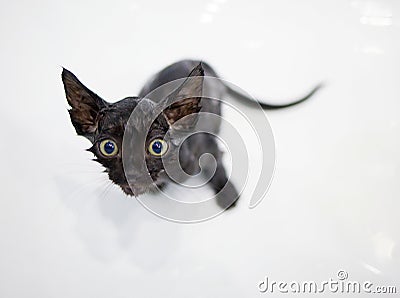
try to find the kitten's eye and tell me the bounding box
[99,139,118,157]
[148,139,168,157]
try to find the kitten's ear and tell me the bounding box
[61,68,108,141]
[163,63,204,130]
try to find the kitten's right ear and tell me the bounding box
[61,68,108,141]
[163,63,204,130]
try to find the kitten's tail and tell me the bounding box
[224,81,324,110]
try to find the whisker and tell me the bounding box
[99,181,114,200]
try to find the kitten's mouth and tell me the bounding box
[119,183,160,197]
[120,184,136,196]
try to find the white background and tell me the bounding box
[0,0,399,297]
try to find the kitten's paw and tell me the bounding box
[215,181,240,210]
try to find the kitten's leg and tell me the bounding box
[201,138,239,209]
[208,160,239,209]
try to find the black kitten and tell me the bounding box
[62,60,320,208]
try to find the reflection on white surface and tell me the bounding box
[363,263,382,275]
[372,232,395,261]
[354,0,393,26]
[200,13,214,24]
[200,0,227,23]
[360,15,392,26]
[355,45,384,55]
[206,2,220,13]
[0,0,399,297]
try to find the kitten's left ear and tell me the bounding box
[163,63,204,130]
[62,68,108,141]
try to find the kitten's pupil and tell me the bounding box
[104,141,115,154]
[152,141,163,154]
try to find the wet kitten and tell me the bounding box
[62,60,320,208]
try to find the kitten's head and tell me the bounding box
[62,64,204,196]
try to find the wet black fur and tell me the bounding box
[62,60,320,208]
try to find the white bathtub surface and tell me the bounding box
[0,0,399,297]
